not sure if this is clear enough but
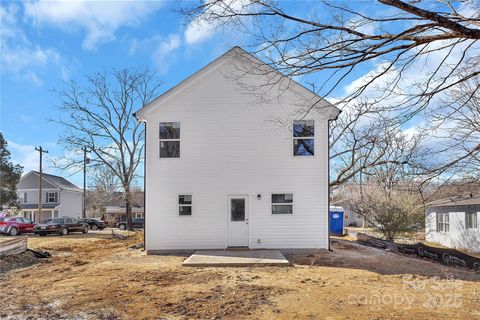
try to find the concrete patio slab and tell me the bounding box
[182,250,291,267]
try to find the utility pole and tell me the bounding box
[35,146,48,223]
[82,147,90,219]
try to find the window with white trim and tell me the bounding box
[159,122,180,158]
[437,212,449,232]
[18,193,27,203]
[178,195,192,216]
[466,212,478,229]
[46,192,58,203]
[293,120,314,156]
[272,194,293,214]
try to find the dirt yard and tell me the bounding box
[0,231,479,320]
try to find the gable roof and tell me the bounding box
[20,171,81,192]
[426,193,480,208]
[134,46,341,120]
[102,191,144,207]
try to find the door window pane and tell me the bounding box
[231,199,245,221]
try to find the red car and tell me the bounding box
[0,217,36,236]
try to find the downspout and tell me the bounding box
[328,109,342,252]
[143,121,147,251]
[328,119,332,252]
[133,112,147,251]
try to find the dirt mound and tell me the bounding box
[0,251,40,274]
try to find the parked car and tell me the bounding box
[34,217,89,236]
[79,218,106,230]
[0,217,36,236]
[117,218,144,230]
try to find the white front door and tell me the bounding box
[227,195,249,247]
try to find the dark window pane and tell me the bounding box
[293,139,314,156]
[179,206,192,216]
[272,194,293,204]
[179,195,192,205]
[159,122,180,139]
[466,212,477,228]
[293,120,314,137]
[231,199,245,221]
[272,204,293,214]
[160,141,180,158]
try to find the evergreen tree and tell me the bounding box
[0,133,23,209]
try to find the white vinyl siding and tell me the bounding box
[141,50,333,250]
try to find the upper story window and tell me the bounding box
[293,120,314,156]
[159,122,180,158]
[437,212,449,233]
[18,192,27,203]
[466,212,478,229]
[47,192,58,203]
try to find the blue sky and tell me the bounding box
[1,0,259,186]
[1,1,460,186]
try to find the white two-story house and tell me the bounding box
[16,171,83,222]
[135,47,340,253]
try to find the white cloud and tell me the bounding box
[184,0,253,45]
[185,19,215,45]
[128,33,181,74]
[24,1,164,50]
[153,34,181,74]
[7,141,42,173]
[0,3,64,85]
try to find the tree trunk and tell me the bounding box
[125,186,133,231]
[126,201,133,231]
[123,185,133,231]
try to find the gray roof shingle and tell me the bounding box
[31,171,81,192]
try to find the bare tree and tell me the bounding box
[182,0,480,187]
[415,61,480,197]
[53,69,161,230]
[86,165,120,218]
[329,102,429,187]
[183,0,479,111]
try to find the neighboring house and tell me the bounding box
[105,206,144,221]
[103,192,144,222]
[134,47,340,252]
[16,171,83,222]
[425,194,480,252]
